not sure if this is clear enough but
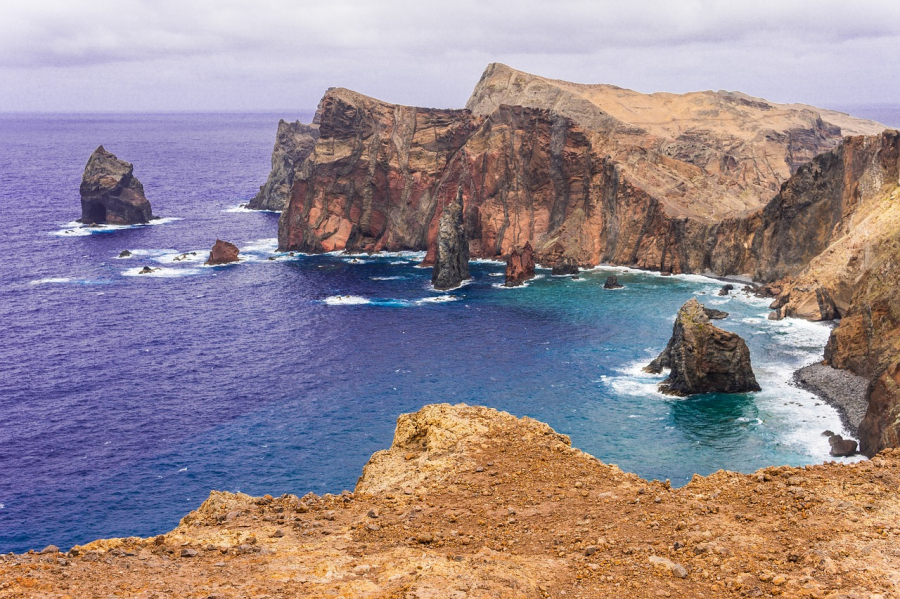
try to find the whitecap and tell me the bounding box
[240,238,280,254]
[323,295,372,305]
[415,295,461,305]
[223,204,281,214]
[122,266,202,278]
[50,217,181,237]
[429,278,473,292]
[491,274,545,289]
[372,276,405,281]
[30,277,73,285]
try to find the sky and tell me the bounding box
[1,0,899,114]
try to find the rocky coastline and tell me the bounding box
[4,404,898,597]
[794,362,870,437]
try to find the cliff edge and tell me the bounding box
[6,404,898,598]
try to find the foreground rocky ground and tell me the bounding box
[2,404,898,598]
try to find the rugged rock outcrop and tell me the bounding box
[504,242,535,287]
[248,120,319,211]
[645,299,760,396]
[8,404,900,598]
[206,239,240,265]
[828,434,858,457]
[275,65,882,272]
[550,256,579,276]
[79,146,153,224]
[603,275,623,289]
[431,189,470,290]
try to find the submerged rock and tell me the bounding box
[603,275,623,289]
[551,257,579,276]
[79,146,154,225]
[644,298,760,396]
[118,250,132,258]
[431,188,470,290]
[504,242,535,287]
[206,240,240,265]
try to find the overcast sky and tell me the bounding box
[2,0,898,113]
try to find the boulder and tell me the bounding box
[644,298,761,396]
[206,240,240,265]
[118,250,132,258]
[828,434,858,457]
[551,257,579,276]
[504,242,535,287]
[718,284,733,296]
[79,146,153,225]
[431,188,470,290]
[703,307,729,320]
[604,275,623,289]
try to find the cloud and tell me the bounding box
[0,0,898,111]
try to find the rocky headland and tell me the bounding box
[79,146,154,225]
[645,299,760,396]
[5,404,898,597]
[248,119,319,211]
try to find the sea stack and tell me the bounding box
[248,120,319,211]
[551,257,579,276]
[644,298,760,396]
[604,275,623,289]
[206,239,240,265]
[431,188,470,290]
[504,242,535,287]
[79,146,153,225]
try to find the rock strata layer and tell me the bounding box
[79,146,153,225]
[206,239,240,265]
[645,299,760,396]
[504,242,535,287]
[431,189,470,290]
[248,119,319,211]
[7,404,899,598]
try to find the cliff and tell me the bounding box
[6,404,899,597]
[247,119,319,211]
[275,65,883,272]
[79,146,154,225]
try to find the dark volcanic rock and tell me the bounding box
[79,146,153,225]
[718,284,733,296]
[550,257,579,276]
[206,239,240,265]
[703,307,729,320]
[431,189,470,290]
[504,242,535,287]
[828,434,858,457]
[248,120,319,211]
[603,275,623,289]
[644,298,760,396]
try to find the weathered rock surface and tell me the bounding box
[645,299,760,396]
[431,188,470,290]
[504,241,535,287]
[275,64,882,273]
[703,307,728,320]
[248,119,319,211]
[206,239,240,265]
[550,256,579,276]
[828,434,858,457]
[603,275,623,289]
[79,146,153,224]
[718,284,733,296]
[7,404,899,598]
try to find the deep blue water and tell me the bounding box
[0,112,863,554]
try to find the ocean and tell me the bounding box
[0,111,872,554]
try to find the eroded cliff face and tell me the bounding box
[79,146,153,225]
[248,119,319,211]
[275,66,882,273]
[7,404,899,598]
